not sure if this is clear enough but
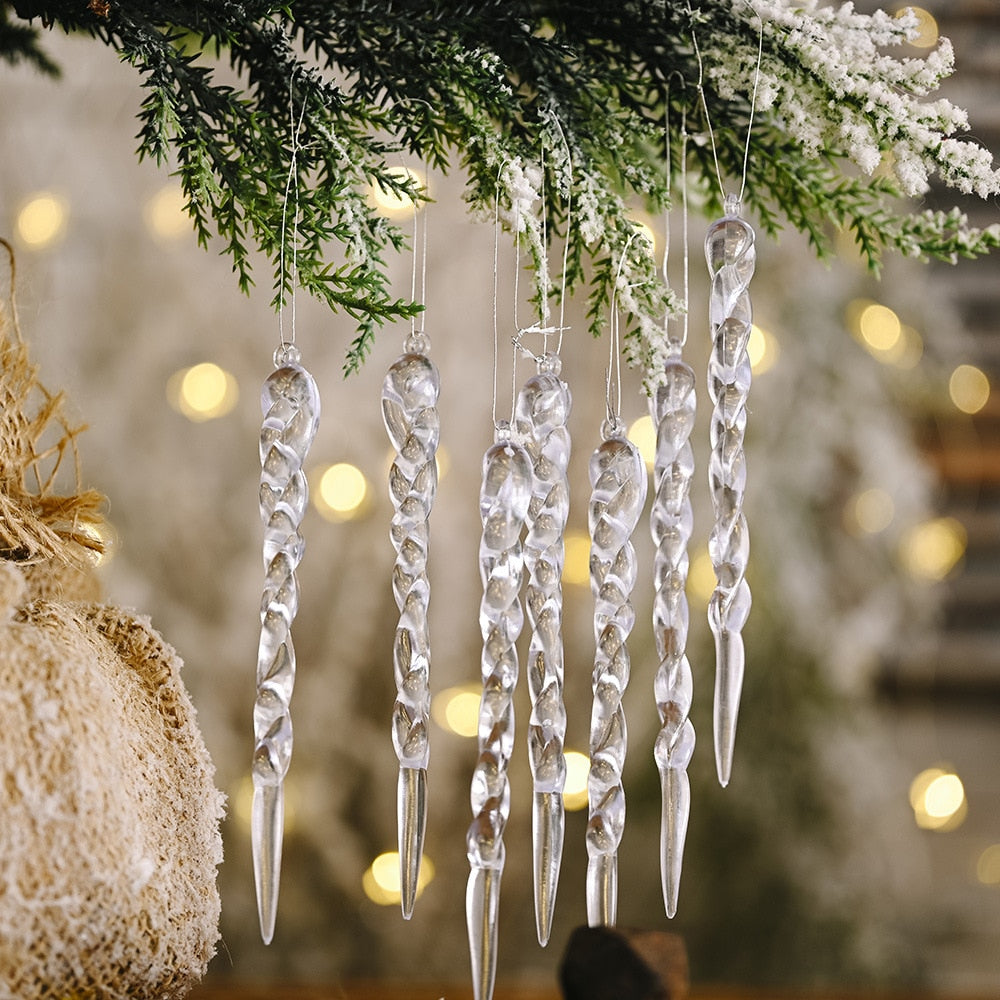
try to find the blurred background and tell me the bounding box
[1,1,998,995]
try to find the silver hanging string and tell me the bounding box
[512,121,572,366]
[539,141,549,353]
[548,110,574,355]
[278,73,308,350]
[687,0,765,206]
[408,172,429,339]
[662,77,693,352]
[492,163,504,431]
[739,2,765,204]
[606,231,639,427]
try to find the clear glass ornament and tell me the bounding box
[466,423,533,1000]
[705,194,755,788]
[253,343,320,944]
[649,357,697,917]
[381,331,440,919]
[586,421,647,927]
[514,352,571,946]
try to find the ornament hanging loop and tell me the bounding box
[277,70,309,353]
[687,0,765,206]
[662,89,691,355]
[603,230,639,434]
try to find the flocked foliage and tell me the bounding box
[3,0,999,379]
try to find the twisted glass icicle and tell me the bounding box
[649,358,697,918]
[466,424,533,1000]
[705,193,755,788]
[586,420,647,928]
[514,352,571,947]
[252,344,320,945]
[381,330,440,920]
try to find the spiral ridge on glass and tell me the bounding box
[466,427,533,1000]
[586,425,647,928]
[382,331,440,919]
[649,358,697,918]
[252,346,320,945]
[705,194,755,789]
[514,352,571,947]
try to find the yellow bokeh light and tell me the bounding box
[846,298,875,333]
[431,684,481,738]
[563,750,590,812]
[976,845,1000,886]
[901,517,966,581]
[924,773,965,818]
[563,529,592,587]
[314,463,369,521]
[896,6,938,49]
[182,363,228,413]
[949,364,990,415]
[748,325,780,376]
[910,767,966,831]
[369,166,425,216]
[848,299,920,367]
[688,548,716,603]
[628,414,657,472]
[629,218,658,255]
[849,487,895,535]
[167,362,239,422]
[145,184,190,241]
[895,325,924,370]
[362,851,435,906]
[17,192,68,248]
[858,302,902,353]
[909,767,944,811]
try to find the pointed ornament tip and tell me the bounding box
[398,766,427,921]
[532,789,564,948]
[251,781,284,946]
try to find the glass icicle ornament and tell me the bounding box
[381,329,440,919]
[649,355,697,917]
[252,343,321,944]
[514,351,572,946]
[705,193,755,788]
[466,423,533,1000]
[586,417,647,927]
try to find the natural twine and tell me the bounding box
[0,236,223,997]
[0,237,106,566]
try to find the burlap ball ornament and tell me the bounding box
[0,243,225,999]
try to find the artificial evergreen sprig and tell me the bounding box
[3,0,997,381]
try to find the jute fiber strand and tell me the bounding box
[0,242,224,999]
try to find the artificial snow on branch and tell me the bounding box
[3,0,998,381]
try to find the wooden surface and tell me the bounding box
[188,985,999,1000]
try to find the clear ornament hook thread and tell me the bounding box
[278,75,308,350]
[687,0,765,205]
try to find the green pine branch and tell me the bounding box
[2,0,996,377]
